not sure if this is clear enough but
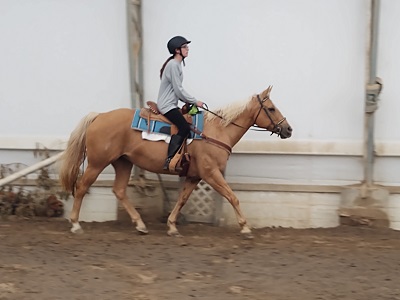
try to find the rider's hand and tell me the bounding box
[196,100,205,108]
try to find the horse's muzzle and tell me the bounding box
[279,125,293,139]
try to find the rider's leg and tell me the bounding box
[163,108,190,170]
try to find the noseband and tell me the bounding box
[253,94,286,136]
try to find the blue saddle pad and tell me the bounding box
[131,110,204,139]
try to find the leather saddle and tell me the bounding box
[140,101,193,135]
[141,101,192,176]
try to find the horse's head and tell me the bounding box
[252,86,292,139]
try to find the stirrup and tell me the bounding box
[163,158,171,170]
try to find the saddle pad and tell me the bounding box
[141,132,194,145]
[131,110,204,139]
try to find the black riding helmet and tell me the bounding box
[167,36,191,54]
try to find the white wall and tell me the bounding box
[0,0,131,142]
[141,0,366,186]
[373,0,400,184]
[0,1,395,150]
[376,0,400,141]
[142,0,367,142]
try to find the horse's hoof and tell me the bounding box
[242,232,254,240]
[136,226,149,235]
[167,230,183,238]
[71,227,84,234]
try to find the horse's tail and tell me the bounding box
[59,112,100,194]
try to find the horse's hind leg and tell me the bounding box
[203,170,253,238]
[70,165,103,234]
[167,177,201,237]
[112,158,148,234]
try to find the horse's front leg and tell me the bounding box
[203,169,253,239]
[167,177,201,237]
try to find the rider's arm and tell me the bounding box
[168,62,197,105]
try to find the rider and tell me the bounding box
[157,36,205,170]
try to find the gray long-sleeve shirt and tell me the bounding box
[157,59,197,115]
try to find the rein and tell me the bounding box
[190,126,232,154]
[201,104,246,129]
[190,94,286,153]
[200,94,286,135]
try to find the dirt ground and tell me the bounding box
[1,219,400,300]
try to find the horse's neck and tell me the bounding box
[207,107,255,147]
[228,110,255,145]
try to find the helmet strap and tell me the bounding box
[174,49,186,66]
[179,49,186,66]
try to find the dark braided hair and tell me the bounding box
[160,55,174,79]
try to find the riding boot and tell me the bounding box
[163,135,184,170]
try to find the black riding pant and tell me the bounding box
[164,108,191,138]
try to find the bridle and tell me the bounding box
[190,94,287,154]
[201,94,286,136]
[252,94,286,136]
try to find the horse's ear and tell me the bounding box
[261,85,273,100]
[267,85,273,97]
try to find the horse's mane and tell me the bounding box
[204,96,253,127]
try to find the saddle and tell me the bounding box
[140,101,193,136]
[141,101,192,176]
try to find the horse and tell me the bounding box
[59,86,292,238]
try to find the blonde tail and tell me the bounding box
[59,112,99,193]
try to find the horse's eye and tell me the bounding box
[268,107,275,112]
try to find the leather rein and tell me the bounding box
[191,94,287,154]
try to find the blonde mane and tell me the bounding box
[204,96,253,127]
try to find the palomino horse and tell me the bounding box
[59,86,292,238]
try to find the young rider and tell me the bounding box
[157,36,205,170]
